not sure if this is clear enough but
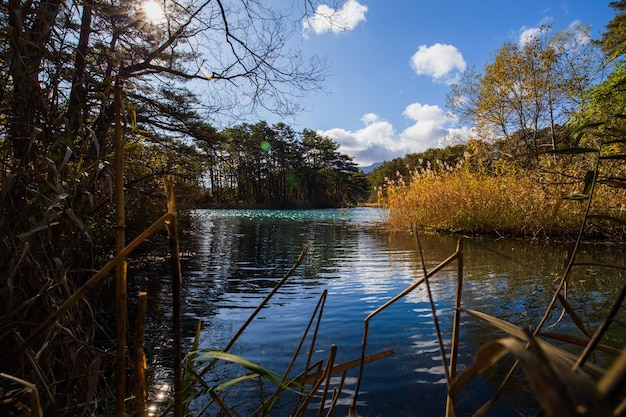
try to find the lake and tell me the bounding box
[132,207,625,417]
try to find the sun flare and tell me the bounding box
[141,0,165,24]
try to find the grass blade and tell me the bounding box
[462,309,606,378]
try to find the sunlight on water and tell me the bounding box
[134,207,625,417]
[196,207,387,225]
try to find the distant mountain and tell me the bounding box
[360,161,383,174]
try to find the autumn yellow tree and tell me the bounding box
[447,24,604,162]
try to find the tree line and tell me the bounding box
[194,121,369,207]
[446,22,604,160]
[0,1,332,415]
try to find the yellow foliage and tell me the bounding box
[382,158,625,239]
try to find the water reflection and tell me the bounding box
[130,208,625,417]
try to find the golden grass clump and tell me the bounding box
[382,156,625,239]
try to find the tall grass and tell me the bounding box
[382,154,625,240]
[370,125,626,416]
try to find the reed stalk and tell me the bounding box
[164,177,183,417]
[251,291,329,417]
[169,244,398,417]
[135,292,148,417]
[289,290,328,415]
[315,344,338,416]
[574,280,626,370]
[0,373,43,417]
[204,246,309,372]
[114,76,127,417]
[6,212,172,360]
[415,229,452,384]
[445,238,464,417]
[161,246,310,417]
[115,262,128,417]
[351,235,463,416]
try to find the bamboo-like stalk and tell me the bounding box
[574,279,626,370]
[287,290,329,381]
[325,372,347,417]
[535,155,600,334]
[303,286,326,377]
[448,239,464,377]
[445,238,464,417]
[200,246,309,376]
[251,290,329,417]
[11,333,54,402]
[135,292,148,417]
[115,262,128,417]
[295,345,338,416]
[295,349,394,385]
[351,233,462,416]
[350,320,369,415]
[326,387,340,417]
[316,345,338,416]
[161,247,310,417]
[289,291,328,416]
[114,77,127,417]
[415,230,452,386]
[469,155,603,416]
[0,373,43,417]
[164,177,183,417]
[6,212,172,360]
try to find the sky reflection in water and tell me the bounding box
[135,208,625,417]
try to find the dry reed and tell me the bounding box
[362,136,626,415]
[383,156,624,239]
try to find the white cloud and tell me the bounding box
[320,118,397,165]
[399,103,449,147]
[519,21,590,50]
[303,0,368,37]
[567,20,591,46]
[410,43,466,85]
[573,26,590,43]
[319,102,467,166]
[361,113,379,125]
[518,26,542,46]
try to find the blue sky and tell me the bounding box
[258,0,615,166]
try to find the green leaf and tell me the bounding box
[192,350,303,393]
[17,223,60,240]
[563,193,589,201]
[195,351,276,378]
[600,179,626,189]
[183,320,203,390]
[210,373,260,392]
[565,122,606,145]
[582,170,596,195]
[183,360,210,391]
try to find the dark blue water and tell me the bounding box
[134,208,625,417]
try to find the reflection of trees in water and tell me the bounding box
[382,231,623,333]
[129,210,624,416]
[373,230,625,409]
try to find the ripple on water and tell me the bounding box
[140,208,625,417]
